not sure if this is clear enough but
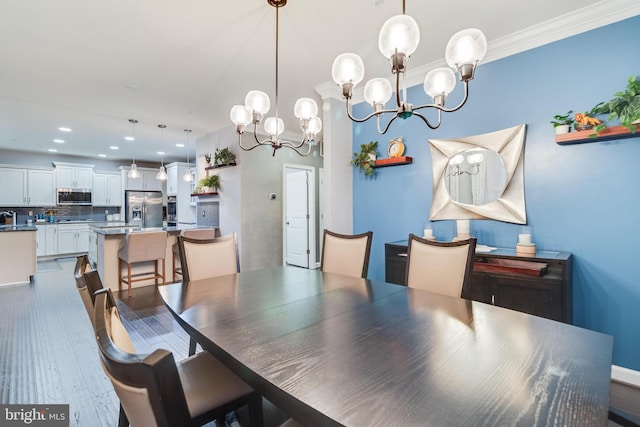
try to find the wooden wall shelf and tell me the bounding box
[373,156,413,168]
[205,163,237,171]
[555,125,638,145]
[191,192,218,197]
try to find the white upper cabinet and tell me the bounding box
[94,172,123,206]
[28,169,56,206]
[0,167,54,207]
[120,167,163,192]
[54,162,94,189]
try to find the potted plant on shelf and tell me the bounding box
[203,153,212,166]
[214,147,237,167]
[550,111,574,134]
[591,75,640,135]
[351,141,378,177]
[196,174,220,193]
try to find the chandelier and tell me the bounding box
[229,0,322,157]
[331,0,487,134]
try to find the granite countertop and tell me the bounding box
[0,224,38,232]
[95,224,209,236]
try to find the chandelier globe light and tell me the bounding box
[229,0,322,157]
[156,124,168,181]
[331,0,487,134]
[182,129,193,182]
[127,119,140,179]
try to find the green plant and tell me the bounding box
[550,110,574,127]
[214,147,237,166]
[350,141,378,177]
[203,153,212,164]
[198,174,220,191]
[592,75,640,134]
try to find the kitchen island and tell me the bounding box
[0,224,37,286]
[92,224,213,294]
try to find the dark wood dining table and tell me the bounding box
[158,266,613,426]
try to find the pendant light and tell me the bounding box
[127,119,140,178]
[156,124,168,181]
[183,129,193,182]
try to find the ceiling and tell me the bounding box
[0,0,619,163]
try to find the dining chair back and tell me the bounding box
[405,234,476,298]
[94,289,263,427]
[177,233,239,283]
[321,230,373,278]
[172,228,218,282]
[118,231,168,297]
[74,255,95,324]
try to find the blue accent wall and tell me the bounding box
[352,16,640,370]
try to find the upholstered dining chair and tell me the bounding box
[93,288,263,427]
[172,228,218,282]
[177,233,239,283]
[177,232,239,355]
[74,255,95,324]
[320,229,373,278]
[405,234,477,298]
[117,231,168,297]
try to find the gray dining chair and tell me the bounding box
[405,233,476,298]
[93,288,263,427]
[320,229,373,278]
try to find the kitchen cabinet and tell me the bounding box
[28,169,56,206]
[54,162,94,188]
[88,229,97,265]
[45,225,57,255]
[35,225,46,257]
[57,223,89,254]
[166,162,196,223]
[121,167,163,191]
[0,167,55,207]
[93,172,123,206]
[384,241,573,323]
[0,168,27,206]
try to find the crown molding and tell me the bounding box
[315,0,640,103]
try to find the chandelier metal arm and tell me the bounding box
[344,97,399,123]
[414,80,471,114]
[412,111,442,130]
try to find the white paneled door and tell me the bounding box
[285,170,309,268]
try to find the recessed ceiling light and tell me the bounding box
[48,148,57,153]
[109,146,119,150]
[157,151,165,155]
[124,136,134,141]
[53,139,65,143]
[58,127,72,132]
[98,154,107,158]
[176,143,184,148]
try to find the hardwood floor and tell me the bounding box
[0,256,637,426]
[0,257,288,427]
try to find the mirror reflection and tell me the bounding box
[444,148,507,205]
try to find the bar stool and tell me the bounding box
[172,228,218,282]
[118,231,168,297]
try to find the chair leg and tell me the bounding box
[118,404,128,427]
[118,259,122,293]
[127,263,132,298]
[161,258,165,285]
[248,393,264,427]
[154,260,158,286]
[188,338,197,356]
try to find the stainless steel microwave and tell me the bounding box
[57,188,93,206]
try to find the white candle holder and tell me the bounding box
[455,219,470,240]
[516,225,535,255]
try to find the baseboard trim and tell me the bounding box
[612,365,640,387]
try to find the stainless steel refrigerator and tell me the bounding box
[125,190,163,228]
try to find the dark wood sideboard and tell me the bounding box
[384,240,573,323]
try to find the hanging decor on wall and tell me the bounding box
[229,0,322,157]
[331,0,487,134]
